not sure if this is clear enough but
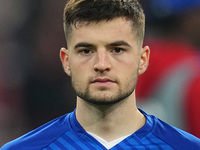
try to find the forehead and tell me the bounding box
[68,18,137,47]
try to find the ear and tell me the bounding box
[60,47,71,76]
[138,46,150,75]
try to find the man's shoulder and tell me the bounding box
[1,112,73,150]
[150,114,200,149]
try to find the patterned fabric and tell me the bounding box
[1,109,200,150]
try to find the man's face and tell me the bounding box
[61,18,149,105]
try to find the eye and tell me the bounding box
[111,47,125,54]
[78,49,93,55]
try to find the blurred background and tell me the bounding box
[0,0,200,146]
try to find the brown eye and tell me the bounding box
[79,49,93,55]
[112,47,125,54]
[82,49,91,54]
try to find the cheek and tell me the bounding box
[71,67,87,82]
[70,60,91,84]
[116,59,139,83]
[118,57,139,73]
[71,70,88,93]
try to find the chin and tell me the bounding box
[85,98,124,106]
[78,91,133,106]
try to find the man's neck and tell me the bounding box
[75,94,146,142]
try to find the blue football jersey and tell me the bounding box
[1,109,200,150]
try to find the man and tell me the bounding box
[1,0,200,149]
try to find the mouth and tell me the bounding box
[92,78,115,86]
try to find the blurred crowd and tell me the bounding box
[0,0,200,146]
[0,0,75,145]
[137,0,200,138]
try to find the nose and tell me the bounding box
[93,50,111,72]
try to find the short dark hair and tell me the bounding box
[63,0,145,47]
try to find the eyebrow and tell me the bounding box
[74,40,131,50]
[74,42,95,49]
[109,41,131,47]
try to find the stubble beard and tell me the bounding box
[71,73,139,106]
